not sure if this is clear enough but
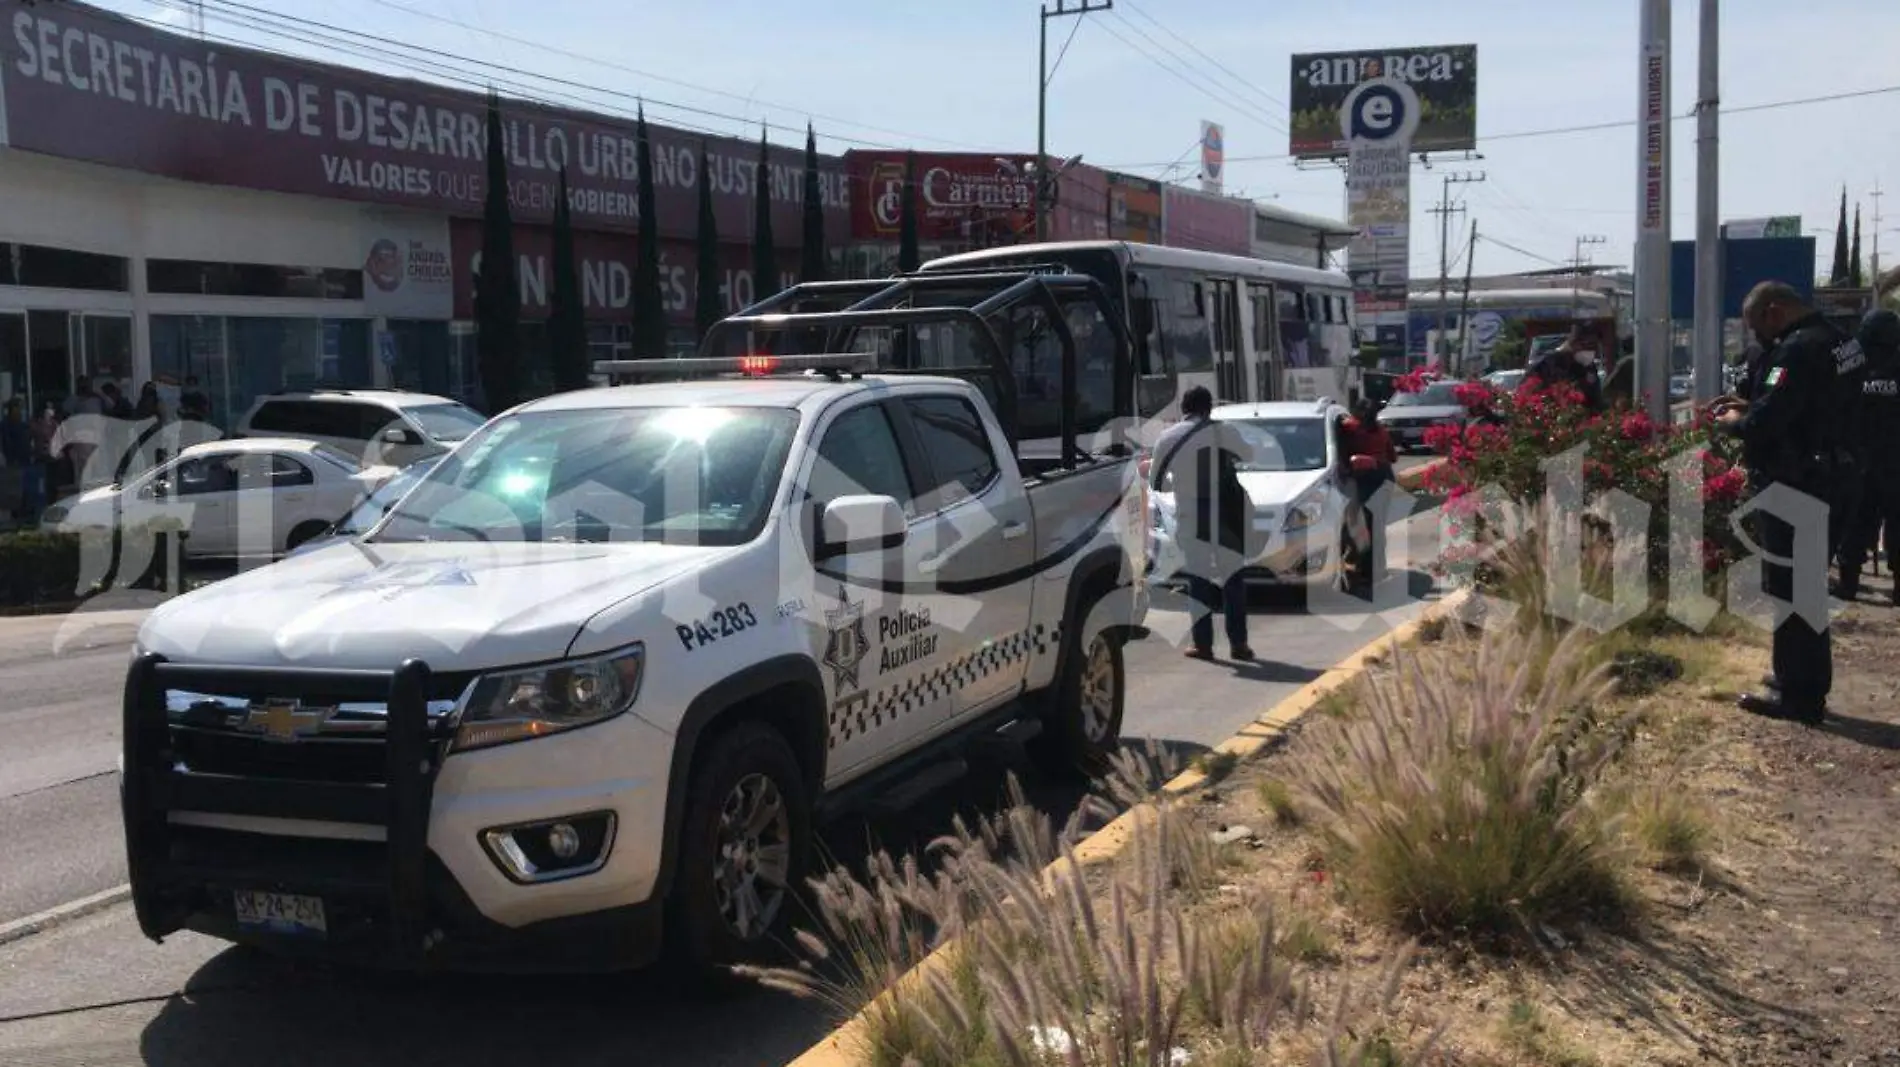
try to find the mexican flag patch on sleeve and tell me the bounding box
[1764,367,1785,388]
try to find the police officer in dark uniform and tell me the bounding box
[1711,281,1859,724]
[1838,309,1900,603]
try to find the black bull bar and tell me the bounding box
[121,654,438,962]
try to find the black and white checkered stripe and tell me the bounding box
[827,621,1065,750]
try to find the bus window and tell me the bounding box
[996,303,1116,442]
[1167,277,1213,372]
[1276,289,1311,369]
[1127,271,1171,377]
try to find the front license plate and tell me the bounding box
[234,890,328,935]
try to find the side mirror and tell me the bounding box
[381,426,423,446]
[817,495,906,560]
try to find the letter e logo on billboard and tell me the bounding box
[1340,77,1421,146]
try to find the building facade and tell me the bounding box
[1,0,846,419]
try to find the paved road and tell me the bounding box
[0,469,1444,1067]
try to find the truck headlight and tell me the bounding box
[451,645,645,752]
[40,505,67,525]
[1285,501,1323,531]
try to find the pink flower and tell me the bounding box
[1619,412,1657,442]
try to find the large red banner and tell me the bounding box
[3,1,848,242]
[847,152,1038,242]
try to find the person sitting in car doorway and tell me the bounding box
[1337,397,1396,586]
[1151,385,1254,662]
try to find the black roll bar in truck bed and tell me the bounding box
[601,268,1139,476]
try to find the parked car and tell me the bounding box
[1482,369,1526,392]
[284,456,442,557]
[1148,399,1367,588]
[1376,381,1467,453]
[233,389,486,468]
[41,438,399,558]
[1668,374,1693,403]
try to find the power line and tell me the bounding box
[1117,0,1288,114]
[167,0,992,152]
[1045,14,1087,85]
[1477,233,1567,267]
[1092,14,1287,137]
[359,0,983,151]
[1099,81,1900,170]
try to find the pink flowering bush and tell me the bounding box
[1420,380,1748,586]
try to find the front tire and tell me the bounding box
[668,721,811,982]
[1028,598,1127,780]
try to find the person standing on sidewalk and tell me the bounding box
[1152,385,1254,662]
[1838,309,1900,603]
[1,399,32,520]
[1712,281,1856,724]
[1338,397,1397,585]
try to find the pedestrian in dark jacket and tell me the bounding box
[1338,398,1397,584]
[1523,328,1606,410]
[1711,281,1858,724]
[1152,385,1254,661]
[1838,309,1900,603]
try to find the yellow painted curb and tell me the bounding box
[782,586,1476,1067]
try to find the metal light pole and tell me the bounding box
[1037,0,1112,242]
[1635,0,1673,422]
[1692,0,1722,406]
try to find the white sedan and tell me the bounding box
[1147,400,1370,588]
[40,438,398,559]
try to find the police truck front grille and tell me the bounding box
[164,690,460,786]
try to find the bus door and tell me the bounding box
[1246,282,1281,402]
[1208,278,1243,403]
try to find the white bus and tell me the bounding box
[922,241,1360,421]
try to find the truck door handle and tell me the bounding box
[917,550,947,575]
[1001,521,1029,541]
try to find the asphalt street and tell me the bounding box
[0,463,1443,1067]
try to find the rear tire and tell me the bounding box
[667,721,811,985]
[1028,593,1127,781]
[285,521,329,553]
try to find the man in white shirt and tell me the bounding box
[1151,386,1254,661]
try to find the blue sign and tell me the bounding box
[1340,77,1421,145]
[377,331,398,367]
[1669,236,1816,320]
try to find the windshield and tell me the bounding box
[1389,383,1460,407]
[310,442,366,471]
[407,403,487,442]
[336,461,437,536]
[1225,418,1329,472]
[373,406,800,546]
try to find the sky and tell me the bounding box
[98,0,1900,281]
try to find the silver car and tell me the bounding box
[1376,381,1467,453]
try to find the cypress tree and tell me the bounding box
[548,166,588,392]
[633,104,667,359]
[694,141,724,341]
[800,123,827,284]
[1831,187,1851,286]
[897,150,921,273]
[1851,205,1864,289]
[475,91,520,414]
[752,128,778,304]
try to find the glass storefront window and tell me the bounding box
[0,243,130,292]
[150,315,372,431]
[147,259,363,300]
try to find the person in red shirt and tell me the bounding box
[1336,398,1397,585]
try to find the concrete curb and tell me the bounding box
[0,884,133,948]
[782,586,1475,1067]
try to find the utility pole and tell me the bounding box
[1692,0,1722,406]
[1430,171,1485,366]
[1635,0,1673,423]
[1873,179,1885,287]
[1571,234,1608,313]
[1037,0,1112,242]
[1456,218,1478,374]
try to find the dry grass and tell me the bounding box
[1255,779,1302,828]
[1495,1000,1600,1067]
[1291,621,1637,945]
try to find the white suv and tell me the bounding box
[233,390,487,467]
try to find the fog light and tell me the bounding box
[480,811,617,884]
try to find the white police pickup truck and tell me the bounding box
[121,349,1149,975]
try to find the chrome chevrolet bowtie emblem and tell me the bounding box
[239,699,336,742]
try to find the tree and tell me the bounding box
[752,128,778,305]
[547,166,589,393]
[897,150,921,273]
[1831,187,1851,286]
[475,91,521,414]
[694,141,724,341]
[632,103,667,360]
[1851,204,1864,289]
[800,123,827,284]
